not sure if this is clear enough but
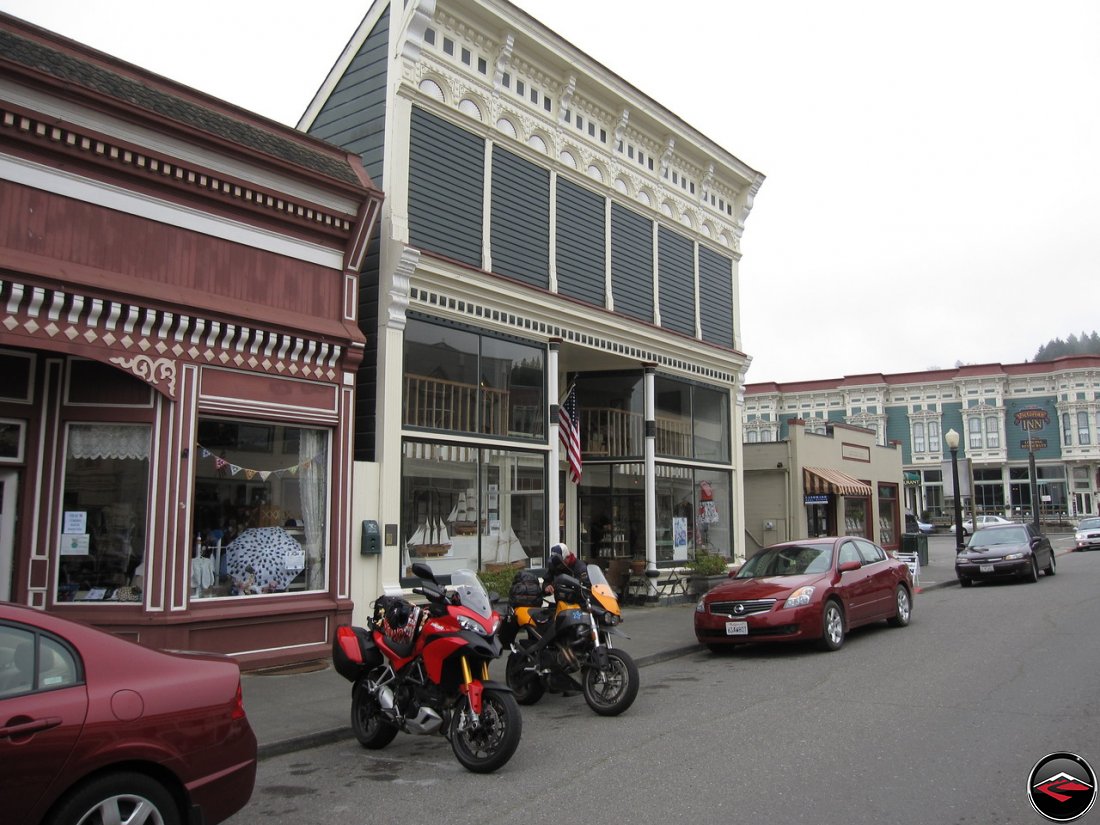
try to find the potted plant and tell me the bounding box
[686,549,731,596]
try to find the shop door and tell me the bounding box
[1075,492,1093,518]
[0,470,16,601]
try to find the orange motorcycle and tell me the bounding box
[500,563,639,716]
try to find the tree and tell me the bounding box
[1034,332,1100,361]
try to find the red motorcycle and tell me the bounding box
[332,562,522,773]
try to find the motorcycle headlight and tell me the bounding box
[783,586,815,609]
[457,615,489,635]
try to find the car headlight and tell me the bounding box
[783,586,815,609]
[458,615,489,635]
[695,598,706,613]
[1003,552,1024,561]
[1076,533,1087,541]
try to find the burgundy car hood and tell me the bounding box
[706,573,827,600]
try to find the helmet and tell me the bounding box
[550,542,577,567]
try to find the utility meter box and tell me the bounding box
[361,520,381,555]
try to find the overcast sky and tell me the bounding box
[3,0,1097,383]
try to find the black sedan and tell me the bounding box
[955,523,1056,586]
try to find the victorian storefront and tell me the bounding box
[0,16,382,667]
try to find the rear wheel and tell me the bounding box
[818,600,845,651]
[505,649,545,705]
[351,680,399,749]
[583,648,640,716]
[44,771,180,825]
[887,585,911,627]
[450,688,522,773]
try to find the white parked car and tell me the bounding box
[950,515,1013,536]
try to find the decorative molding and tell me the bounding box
[0,106,355,235]
[387,247,420,330]
[109,354,177,396]
[401,0,437,65]
[0,278,343,399]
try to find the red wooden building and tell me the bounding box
[0,14,382,668]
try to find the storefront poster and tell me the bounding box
[60,533,90,556]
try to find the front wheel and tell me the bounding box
[1044,551,1056,576]
[1024,557,1039,583]
[44,771,180,825]
[818,600,845,651]
[450,688,522,774]
[583,648,640,716]
[351,680,399,749]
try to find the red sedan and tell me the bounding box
[0,602,256,825]
[694,537,914,652]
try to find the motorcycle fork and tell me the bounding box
[589,614,610,669]
[458,655,486,716]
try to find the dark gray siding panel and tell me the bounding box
[408,107,484,268]
[305,7,390,459]
[490,145,549,288]
[555,178,605,306]
[658,226,695,336]
[610,203,653,323]
[699,246,735,347]
[307,6,389,186]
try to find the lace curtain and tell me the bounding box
[299,429,327,590]
[68,424,150,460]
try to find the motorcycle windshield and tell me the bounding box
[586,564,621,614]
[451,568,493,618]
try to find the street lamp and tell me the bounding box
[945,428,965,552]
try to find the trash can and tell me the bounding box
[901,532,928,567]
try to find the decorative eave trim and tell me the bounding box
[0,102,358,238]
[1,277,347,400]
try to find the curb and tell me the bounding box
[255,642,703,761]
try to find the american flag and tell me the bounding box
[559,384,582,483]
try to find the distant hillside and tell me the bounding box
[1034,332,1100,361]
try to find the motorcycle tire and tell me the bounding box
[505,651,545,705]
[351,680,399,749]
[582,648,639,716]
[450,688,522,774]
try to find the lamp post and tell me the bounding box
[945,428,965,552]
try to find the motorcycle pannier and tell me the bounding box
[509,569,543,607]
[333,624,383,680]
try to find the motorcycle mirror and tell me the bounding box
[410,562,437,583]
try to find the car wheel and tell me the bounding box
[958,577,973,588]
[1024,557,1039,583]
[44,771,181,825]
[1044,552,1056,576]
[887,585,911,627]
[818,600,845,651]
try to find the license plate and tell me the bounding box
[725,621,748,636]
[980,564,994,573]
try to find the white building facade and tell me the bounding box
[299,0,764,613]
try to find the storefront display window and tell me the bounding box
[403,319,545,440]
[877,483,899,549]
[57,423,150,603]
[191,419,329,598]
[401,440,545,576]
[844,497,868,537]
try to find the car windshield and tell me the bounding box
[1078,518,1100,530]
[968,527,1029,549]
[736,544,832,577]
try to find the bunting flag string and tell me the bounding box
[197,444,324,480]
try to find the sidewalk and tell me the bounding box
[244,545,962,759]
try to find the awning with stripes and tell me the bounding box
[803,466,873,497]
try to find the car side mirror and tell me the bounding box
[837,560,861,574]
[727,566,740,578]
